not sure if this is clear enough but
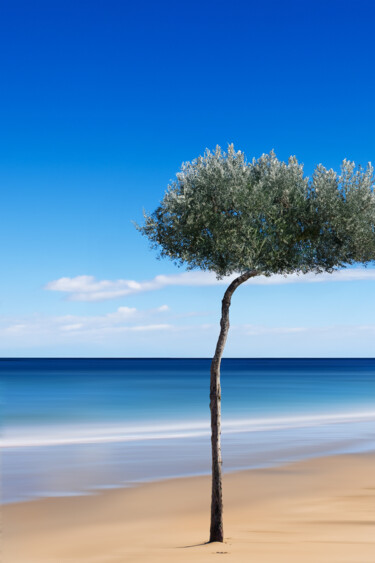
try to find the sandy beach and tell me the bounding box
[3,452,375,562]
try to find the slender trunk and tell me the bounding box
[209,270,258,543]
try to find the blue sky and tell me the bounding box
[1,0,375,357]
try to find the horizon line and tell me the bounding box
[2,357,375,361]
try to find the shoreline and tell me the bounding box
[4,410,375,505]
[4,452,375,562]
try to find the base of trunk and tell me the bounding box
[209,531,224,543]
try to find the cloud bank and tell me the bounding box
[3,309,375,357]
[1,305,172,340]
[45,268,375,302]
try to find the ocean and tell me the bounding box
[1,358,375,504]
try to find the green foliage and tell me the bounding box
[310,160,375,267]
[137,145,375,277]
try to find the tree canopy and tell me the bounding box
[137,145,375,277]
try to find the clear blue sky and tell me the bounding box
[1,0,374,357]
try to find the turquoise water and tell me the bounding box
[1,358,375,503]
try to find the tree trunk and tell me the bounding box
[209,270,258,543]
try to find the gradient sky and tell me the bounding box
[1,0,375,357]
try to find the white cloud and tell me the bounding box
[4,323,28,333]
[60,323,83,332]
[0,304,172,340]
[45,268,375,302]
[131,324,171,332]
[242,325,307,336]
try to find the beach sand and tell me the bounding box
[3,453,375,562]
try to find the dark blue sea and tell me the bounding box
[1,358,375,504]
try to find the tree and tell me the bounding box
[136,145,375,543]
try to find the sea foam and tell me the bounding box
[3,410,375,448]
